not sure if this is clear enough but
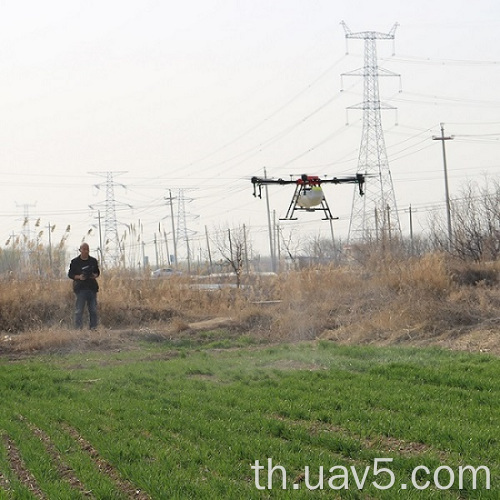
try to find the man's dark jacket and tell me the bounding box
[68,256,100,292]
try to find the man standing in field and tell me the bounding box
[68,243,100,329]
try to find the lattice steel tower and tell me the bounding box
[175,189,198,273]
[89,171,130,268]
[342,22,402,243]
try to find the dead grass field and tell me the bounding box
[1,252,500,356]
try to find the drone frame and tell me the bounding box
[251,173,365,221]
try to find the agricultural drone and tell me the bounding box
[251,173,366,220]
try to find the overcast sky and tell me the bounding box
[0,0,499,266]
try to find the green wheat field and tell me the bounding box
[0,333,498,499]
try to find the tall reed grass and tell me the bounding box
[1,252,500,354]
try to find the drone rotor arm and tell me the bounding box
[251,171,369,204]
[251,177,296,186]
[317,174,366,195]
[251,176,296,198]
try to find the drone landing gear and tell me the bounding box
[279,185,338,221]
[318,199,339,221]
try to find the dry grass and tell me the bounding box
[1,253,500,355]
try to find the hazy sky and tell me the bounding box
[1,0,499,266]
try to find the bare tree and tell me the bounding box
[279,227,302,270]
[429,178,500,262]
[300,233,343,266]
[212,226,248,287]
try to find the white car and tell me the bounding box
[151,268,182,278]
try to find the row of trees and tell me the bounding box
[430,178,500,262]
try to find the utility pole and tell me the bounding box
[163,229,170,266]
[432,123,454,250]
[264,168,276,272]
[273,210,279,271]
[205,225,213,273]
[167,190,178,267]
[328,218,335,248]
[138,219,144,269]
[409,205,414,256]
[154,233,159,268]
[275,217,280,273]
[243,223,249,274]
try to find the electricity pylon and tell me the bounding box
[89,171,131,268]
[342,21,402,244]
[175,189,198,274]
[15,202,37,244]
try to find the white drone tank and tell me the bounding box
[297,186,324,208]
